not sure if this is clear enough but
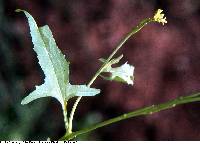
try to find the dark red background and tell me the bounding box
[0,0,200,140]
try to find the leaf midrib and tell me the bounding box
[38,28,65,104]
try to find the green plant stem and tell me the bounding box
[60,92,200,140]
[63,101,68,132]
[66,18,153,134]
[67,97,81,134]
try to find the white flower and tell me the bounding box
[102,62,134,85]
[109,62,134,85]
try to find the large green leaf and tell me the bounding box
[16,9,100,107]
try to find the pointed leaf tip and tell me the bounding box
[15,9,23,13]
[20,97,30,105]
[21,99,26,105]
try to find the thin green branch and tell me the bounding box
[63,101,68,132]
[67,18,154,134]
[60,92,200,140]
[106,18,153,63]
[67,97,81,134]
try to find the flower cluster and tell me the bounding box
[153,9,167,25]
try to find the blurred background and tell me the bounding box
[0,0,200,140]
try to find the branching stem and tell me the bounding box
[66,18,153,135]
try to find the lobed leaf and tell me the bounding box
[16,9,100,107]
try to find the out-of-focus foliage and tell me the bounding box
[0,2,50,140]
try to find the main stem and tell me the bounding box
[60,92,200,140]
[67,18,154,134]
